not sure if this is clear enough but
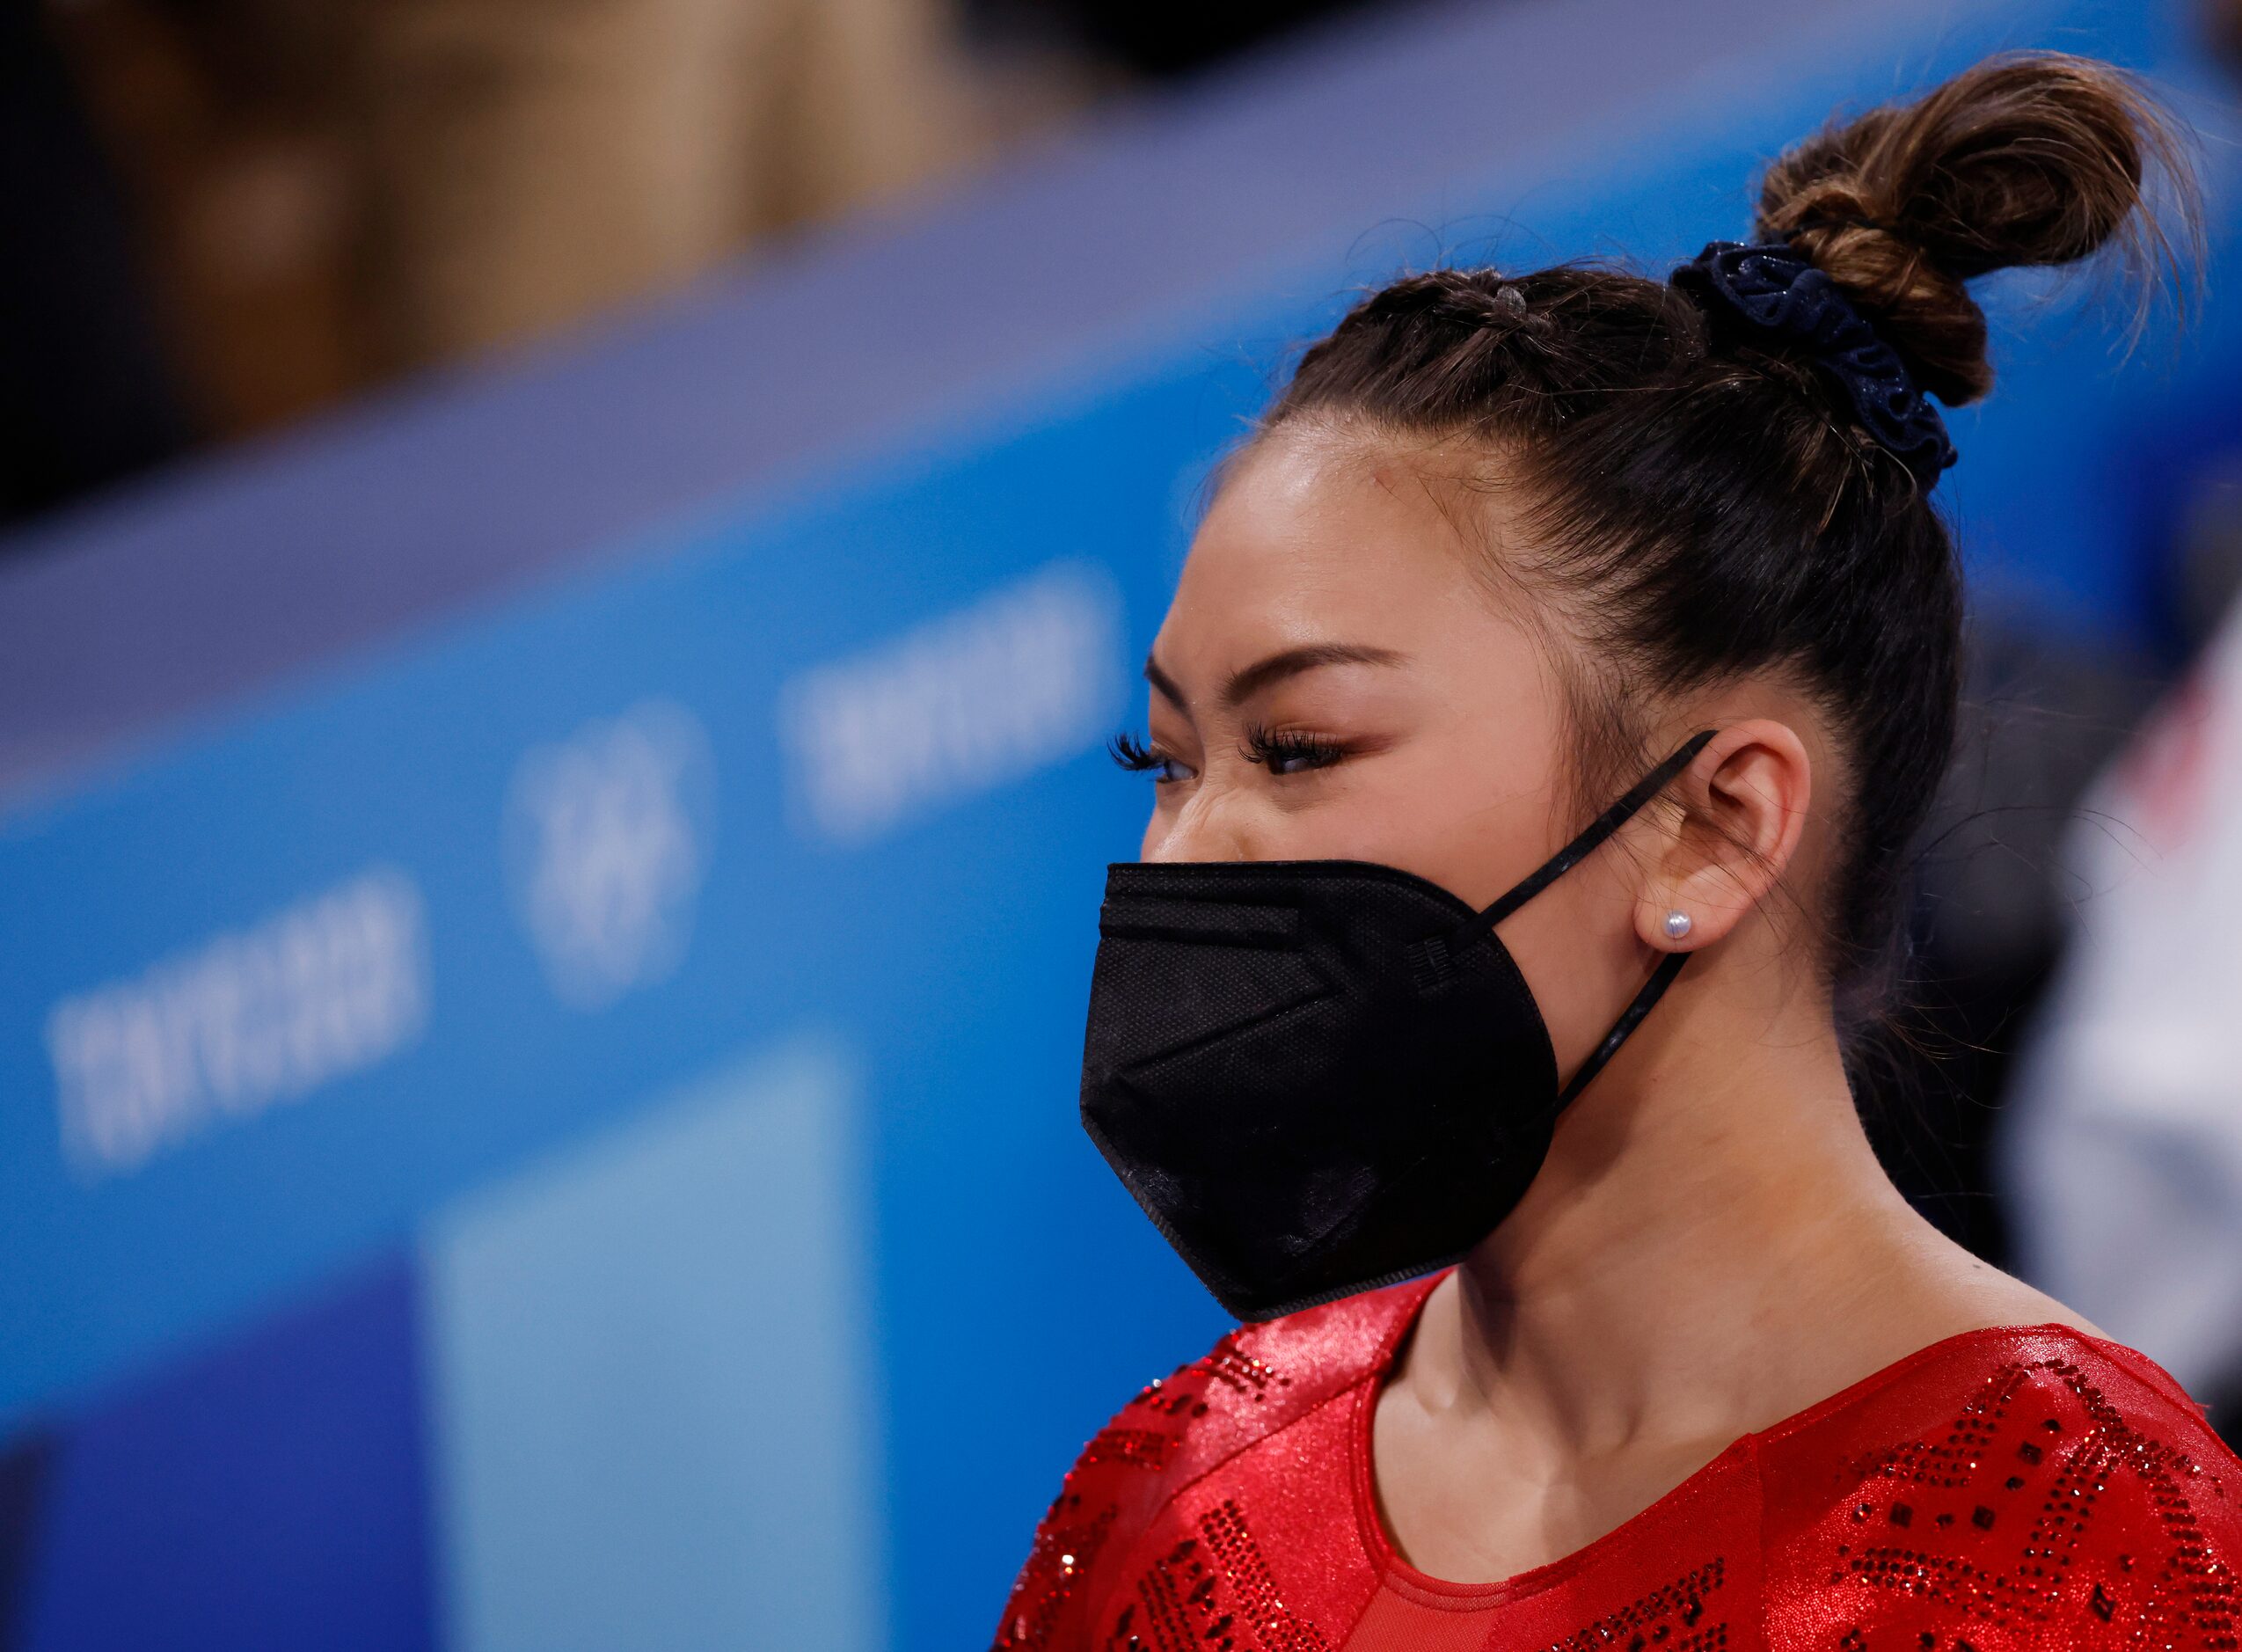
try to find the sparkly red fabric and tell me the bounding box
[992,1274,2242,1652]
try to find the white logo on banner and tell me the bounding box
[46,866,431,1181]
[505,699,714,1012]
[781,559,1126,844]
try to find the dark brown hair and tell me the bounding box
[1259,52,2197,1027]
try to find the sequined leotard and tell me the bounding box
[992,1274,2242,1652]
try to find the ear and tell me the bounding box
[1631,720,1812,952]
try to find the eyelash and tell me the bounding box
[1108,731,1186,782]
[1108,727,1347,781]
[1242,725,1345,775]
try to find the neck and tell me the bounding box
[1425,960,1944,1455]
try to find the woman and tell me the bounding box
[993,52,2242,1652]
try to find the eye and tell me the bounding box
[1242,726,1346,776]
[1108,731,1190,784]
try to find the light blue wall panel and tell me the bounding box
[422,1036,883,1652]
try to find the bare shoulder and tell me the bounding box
[1892,1217,2107,1341]
[1942,1250,2106,1338]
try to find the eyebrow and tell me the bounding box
[1142,642,1406,714]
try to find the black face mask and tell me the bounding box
[1078,732,1713,1323]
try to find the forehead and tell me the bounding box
[1161,425,1513,654]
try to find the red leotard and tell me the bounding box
[992,1274,2242,1652]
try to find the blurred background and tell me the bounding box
[4,0,2242,1646]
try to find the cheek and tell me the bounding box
[1136,805,1164,860]
[1493,844,1647,1073]
[1281,733,1556,902]
[1324,660,1572,902]
[1135,779,1194,859]
[1389,756,1553,903]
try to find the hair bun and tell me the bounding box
[1754,52,2196,406]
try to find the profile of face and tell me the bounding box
[1132,422,1822,1081]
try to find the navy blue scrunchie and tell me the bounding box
[1670,241,1957,492]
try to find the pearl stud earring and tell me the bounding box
[1662,910,1693,942]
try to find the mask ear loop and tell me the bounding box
[1456,728,1716,943]
[1412,729,1716,985]
[1404,729,1716,1097]
[1556,949,1687,1106]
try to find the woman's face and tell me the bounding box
[1135,424,1654,1071]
